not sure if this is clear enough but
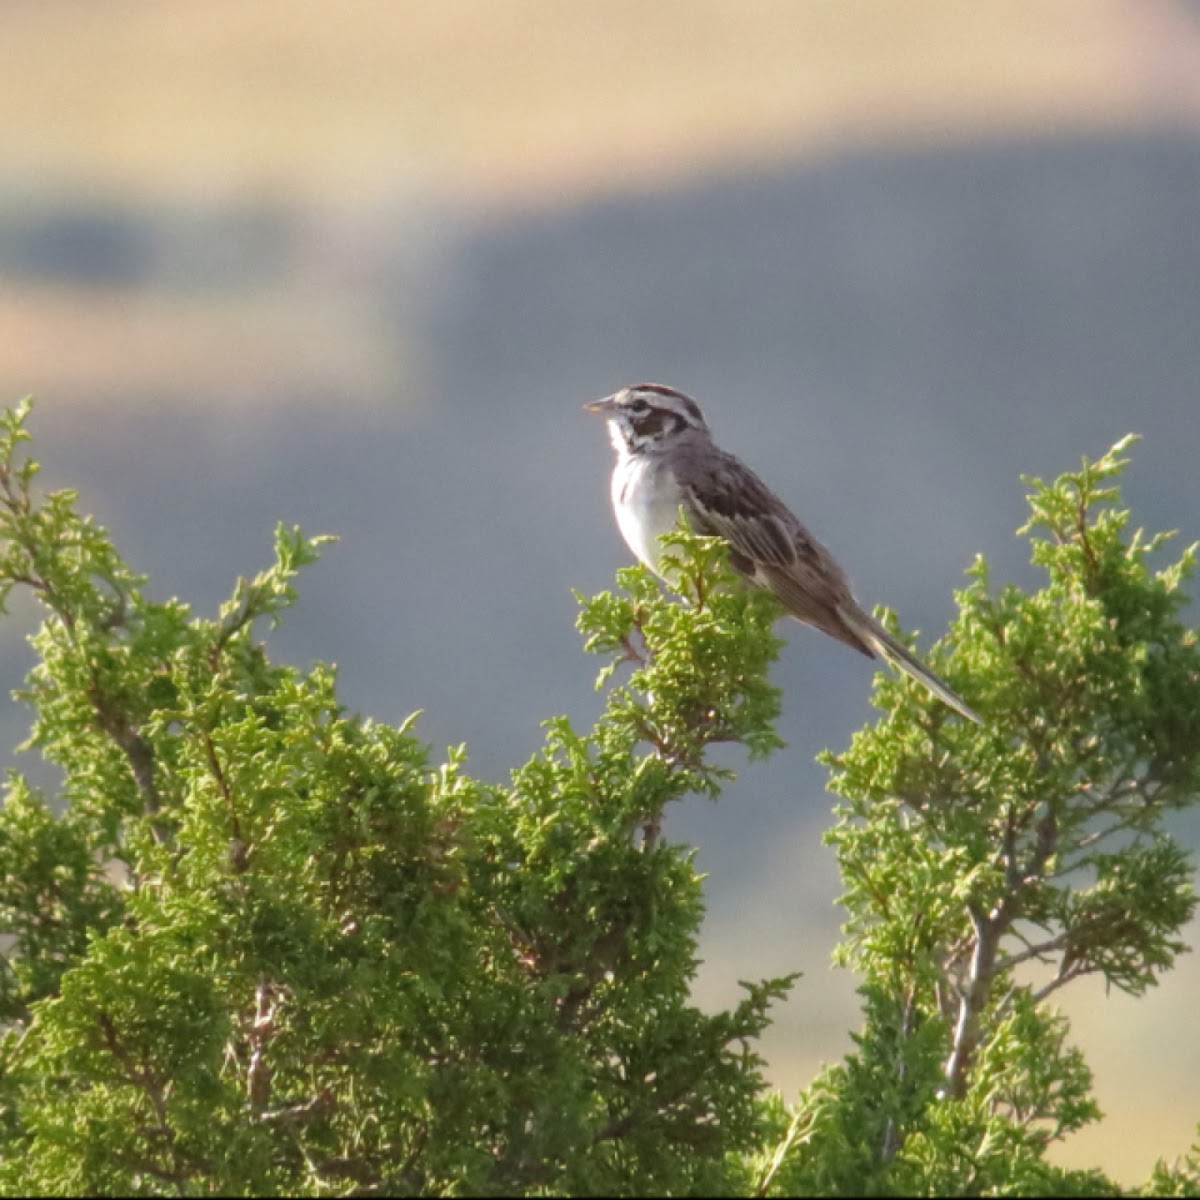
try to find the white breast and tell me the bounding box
[611,453,684,576]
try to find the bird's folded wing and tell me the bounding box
[682,480,798,567]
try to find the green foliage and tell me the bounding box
[1145,1126,1200,1196]
[0,400,792,1195]
[0,400,1197,1196]
[759,434,1200,1197]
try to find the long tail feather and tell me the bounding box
[842,609,982,725]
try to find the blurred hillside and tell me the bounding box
[0,0,1161,205]
[2,0,1200,1185]
[4,0,1200,405]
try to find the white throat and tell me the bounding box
[609,440,684,576]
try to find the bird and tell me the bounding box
[584,382,981,724]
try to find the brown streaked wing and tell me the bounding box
[680,457,799,568]
[680,449,873,657]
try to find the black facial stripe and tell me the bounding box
[625,384,704,428]
[630,409,685,439]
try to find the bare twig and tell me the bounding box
[90,690,169,846]
[993,931,1073,974]
[641,815,662,851]
[209,585,256,670]
[259,1089,333,1126]
[246,980,276,1112]
[201,731,242,843]
[97,1012,172,1135]
[754,1105,814,1197]
[944,905,1007,1098]
[617,632,647,667]
[1029,960,1088,1005]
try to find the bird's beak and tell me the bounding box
[584,393,617,415]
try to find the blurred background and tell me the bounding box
[2,0,1199,1182]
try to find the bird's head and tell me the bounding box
[584,383,709,456]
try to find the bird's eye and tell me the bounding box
[629,398,649,414]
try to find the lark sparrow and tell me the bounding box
[585,383,981,724]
